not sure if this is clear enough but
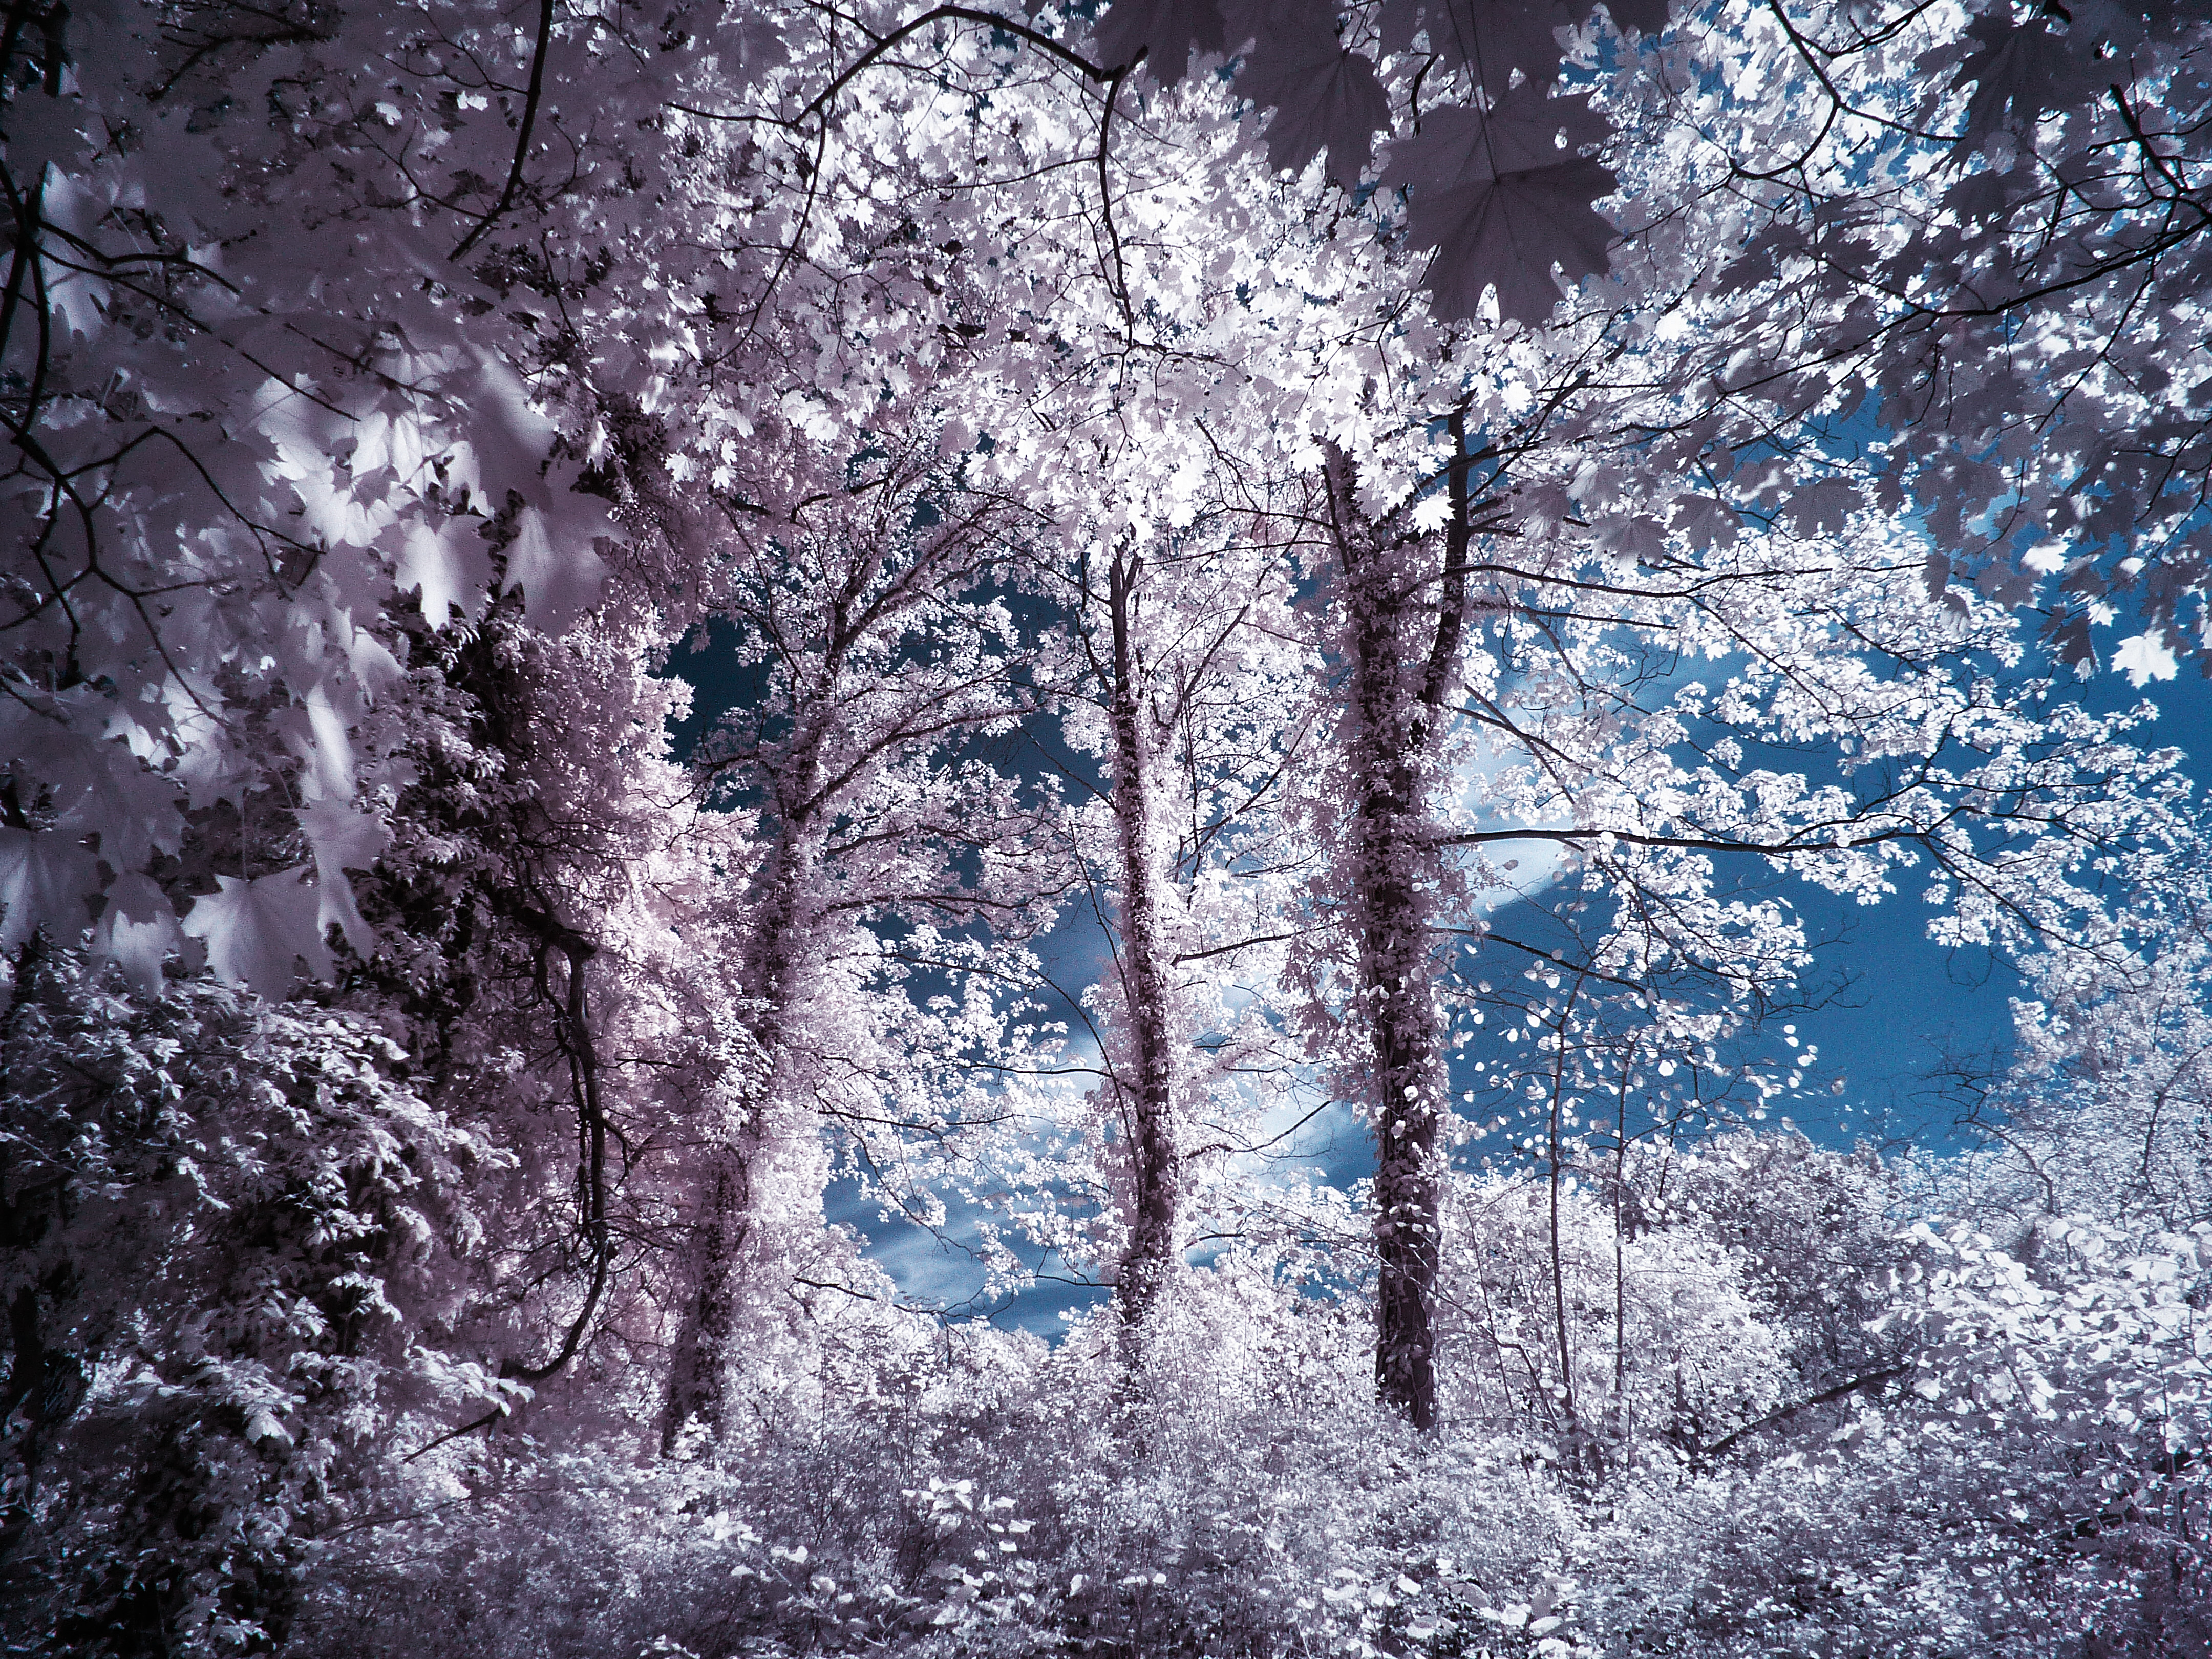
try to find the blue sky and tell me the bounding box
[669,619,2212,1336]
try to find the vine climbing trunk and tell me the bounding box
[1324,424,1473,1432]
[660,738,824,1453]
[1105,550,1179,1334]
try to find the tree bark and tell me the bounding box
[1324,427,1473,1432]
[1104,550,1180,1334]
[660,742,822,1452]
[658,1145,751,1451]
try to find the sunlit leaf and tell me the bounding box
[296,798,389,958]
[503,505,610,636]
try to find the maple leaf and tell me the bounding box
[95,872,179,994]
[2059,0,2152,59]
[0,828,96,952]
[1785,478,1860,536]
[182,868,333,999]
[1376,0,1426,56]
[297,798,389,958]
[1593,513,1667,562]
[1670,494,1742,550]
[2112,629,2179,688]
[1411,162,1618,322]
[393,516,494,623]
[708,7,791,84]
[1384,89,1611,188]
[1384,89,1618,324]
[2042,606,2098,673]
[1380,0,1663,69]
[1096,0,1229,82]
[1946,17,2096,153]
[1418,1,1583,88]
[447,350,560,506]
[503,504,610,636]
[1234,0,1390,178]
[1943,165,2040,225]
[1597,0,1668,32]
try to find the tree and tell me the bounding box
[1600,1,2212,678]
[1046,511,1315,1343]
[1295,430,1481,1429]
[0,945,510,1653]
[660,433,1060,1448]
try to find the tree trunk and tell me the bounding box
[1324,427,1472,1432]
[658,1146,751,1452]
[1106,550,1179,1333]
[660,751,822,1451]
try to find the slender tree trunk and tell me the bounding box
[1613,1069,1631,1460]
[1546,1014,1578,1430]
[1325,424,1473,1432]
[1105,551,1179,1332]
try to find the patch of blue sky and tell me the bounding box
[661,524,2212,1335]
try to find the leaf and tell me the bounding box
[181,868,332,999]
[1417,0,1586,88]
[502,504,610,635]
[1375,0,1426,56]
[346,616,407,703]
[2112,629,2178,688]
[0,828,96,952]
[394,516,494,623]
[1386,89,1617,323]
[1784,477,1860,535]
[1233,0,1390,178]
[1945,17,2095,153]
[705,6,791,83]
[1593,513,1666,562]
[1670,493,1741,549]
[296,798,389,958]
[1406,157,1618,324]
[1095,0,1229,82]
[1924,550,1954,601]
[95,872,180,994]
[39,173,113,341]
[443,349,559,508]
[243,1408,293,1447]
[297,684,358,803]
[2059,0,2151,59]
[1598,0,1668,32]
[1943,165,2039,226]
[1383,89,1611,191]
[1714,220,1807,295]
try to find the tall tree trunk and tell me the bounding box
[658,1146,751,1451]
[1105,550,1179,1333]
[660,758,822,1452]
[1325,424,1472,1432]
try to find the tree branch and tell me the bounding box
[451,0,557,261]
